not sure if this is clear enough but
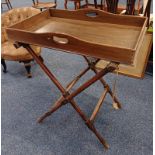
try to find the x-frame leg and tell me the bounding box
[17,43,120,149]
[38,57,121,124]
[83,56,121,109]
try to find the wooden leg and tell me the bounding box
[100,0,103,9]
[5,3,9,9]
[19,43,117,149]
[85,0,88,7]
[90,88,108,122]
[6,2,10,10]
[1,59,7,73]
[76,1,81,9]
[74,1,77,9]
[64,0,68,9]
[23,61,32,78]
[8,0,12,9]
[5,0,11,10]
[94,0,98,8]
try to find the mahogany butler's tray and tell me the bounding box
[5,9,150,149]
[6,9,147,65]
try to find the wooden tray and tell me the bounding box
[6,9,147,65]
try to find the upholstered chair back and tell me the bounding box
[2,7,40,43]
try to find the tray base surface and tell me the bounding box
[32,17,141,49]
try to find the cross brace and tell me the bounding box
[16,42,122,149]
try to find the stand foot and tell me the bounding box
[112,102,120,110]
[86,120,109,149]
[112,95,122,109]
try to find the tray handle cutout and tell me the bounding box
[52,36,69,44]
[86,12,98,17]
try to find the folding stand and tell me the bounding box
[16,43,122,149]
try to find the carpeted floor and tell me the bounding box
[2,1,153,155]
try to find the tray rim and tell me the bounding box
[7,8,147,51]
[6,8,147,65]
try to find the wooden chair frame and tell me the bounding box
[64,0,88,10]
[32,0,57,11]
[32,0,57,5]
[14,42,122,149]
[1,0,12,10]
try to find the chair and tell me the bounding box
[64,0,88,10]
[1,0,12,10]
[1,7,42,78]
[32,0,57,11]
[98,0,143,13]
[104,0,142,14]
